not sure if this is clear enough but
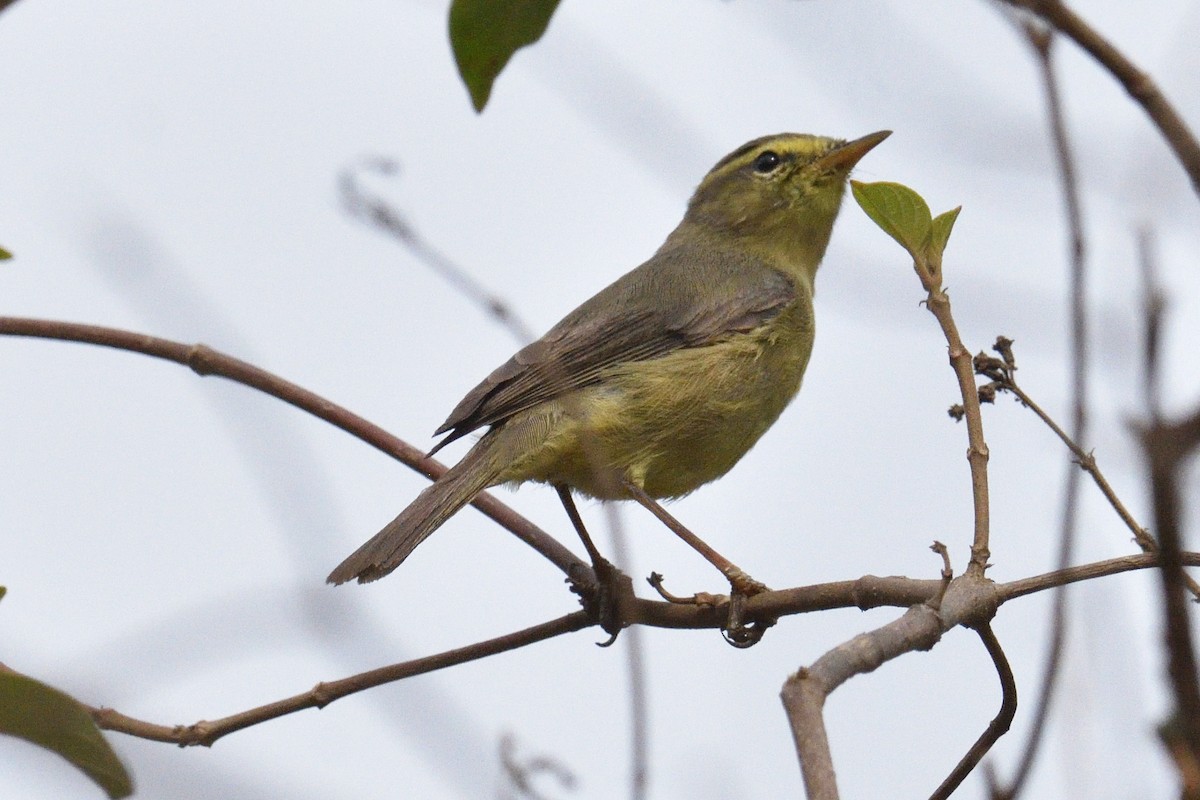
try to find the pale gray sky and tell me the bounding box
[2,1,1199,798]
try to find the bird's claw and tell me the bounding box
[722,570,774,648]
[569,558,629,646]
[649,571,775,647]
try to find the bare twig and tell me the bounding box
[980,354,1156,544]
[339,157,536,344]
[928,540,954,610]
[930,624,1017,800]
[0,316,584,577]
[780,575,1000,800]
[978,338,1200,599]
[1002,0,1200,200]
[911,238,991,575]
[88,612,591,745]
[0,553,1191,749]
[999,552,1200,603]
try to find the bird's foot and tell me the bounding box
[568,557,631,646]
[647,570,775,648]
[722,568,775,649]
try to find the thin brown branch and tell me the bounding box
[0,316,585,577]
[89,612,591,746]
[780,574,1000,800]
[930,624,1017,800]
[775,551,1200,799]
[1000,552,1200,602]
[1003,0,1200,200]
[993,373,1159,548]
[912,247,991,574]
[7,552,1184,749]
[980,338,1200,600]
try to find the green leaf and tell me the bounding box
[0,672,132,798]
[449,0,562,112]
[930,206,962,258]
[851,180,934,259]
[0,245,12,260]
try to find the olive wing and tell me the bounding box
[430,248,798,452]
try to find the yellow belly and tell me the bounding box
[494,300,814,499]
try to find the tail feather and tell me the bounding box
[327,438,501,585]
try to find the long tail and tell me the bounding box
[327,434,503,585]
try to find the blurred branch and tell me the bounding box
[1138,228,1166,422]
[1139,220,1200,781]
[339,157,535,345]
[990,24,1089,799]
[1138,214,1200,792]
[603,505,649,800]
[1139,243,1200,791]
[0,316,584,577]
[1142,413,1200,782]
[1001,0,1200,200]
[499,733,579,800]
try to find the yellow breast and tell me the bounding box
[495,295,814,499]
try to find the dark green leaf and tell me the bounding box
[851,180,933,259]
[0,673,132,798]
[930,206,962,258]
[0,245,12,260]
[449,0,562,112]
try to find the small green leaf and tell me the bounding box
[0,672,132,798]
[449,0,562,112]
[930,206,962,258]
[0,245,12,260]
[851,180,934,258]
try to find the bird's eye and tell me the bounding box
[752,151,781,173]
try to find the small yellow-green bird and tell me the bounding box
[328,130,889,589]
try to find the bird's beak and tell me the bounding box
[814,130,892,172]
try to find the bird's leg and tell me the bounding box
[619,479,769,596]
[554,483,627,642]
[620,479,774,647]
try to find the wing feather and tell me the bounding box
[429,242,798,452]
